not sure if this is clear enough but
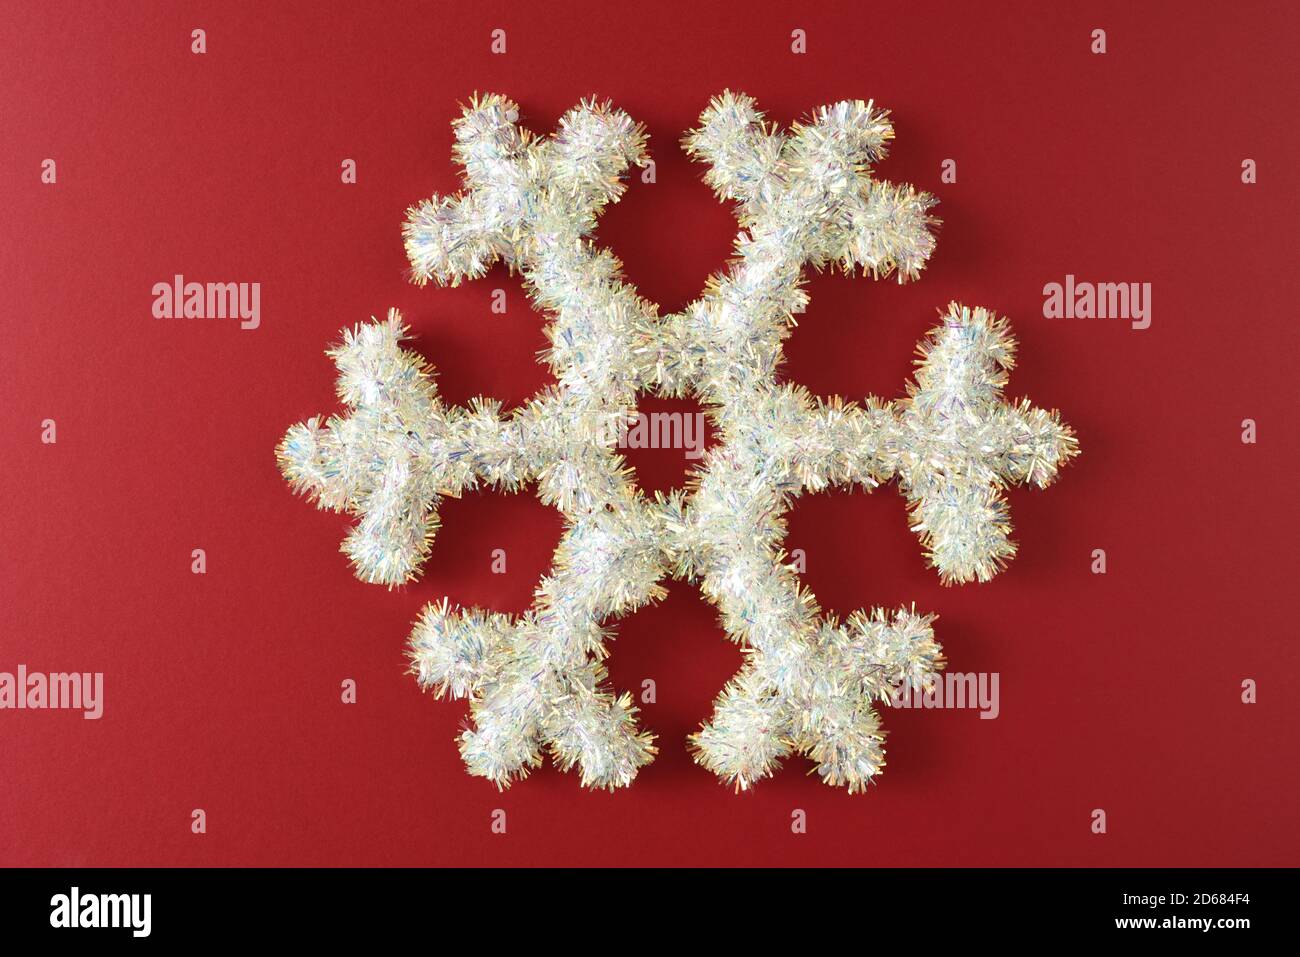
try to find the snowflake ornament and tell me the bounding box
[277,91,1078,793]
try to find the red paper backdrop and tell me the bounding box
[2,0,1297,867]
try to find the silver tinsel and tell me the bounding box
[278,92,1078,792]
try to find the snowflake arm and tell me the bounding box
[408,500,665,788]
[760,304,1080,584]
[403,94,660,403]
[889,304,1080,583]
[277,312,526,584]
[669,94,939,400]
[692,603,944,793]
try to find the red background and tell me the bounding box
[2,1,1297,867]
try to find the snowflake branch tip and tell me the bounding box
[409,600,516,700]
[892,303,1080,583]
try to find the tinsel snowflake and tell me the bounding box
[277,92,1078,793]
